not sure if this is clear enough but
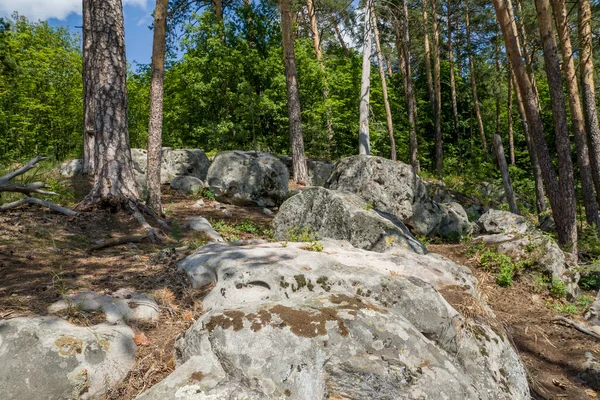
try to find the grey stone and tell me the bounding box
[262,208,273,216]
[437,202,473,238]
[477,209,529,235]
[0,316,135,400]
[171,176,205,194]
[586,290,600,325]
[131,148,211,184]
[272,187,426,254]
[58,159,83,178]
[207,151,289,207]
[138,240,528,400]
[222,209,233,218]
[186,217,223,242]
[279,156,334,187]
[539,215,556,234]
[194,199,205,208]
[49,290,159,324]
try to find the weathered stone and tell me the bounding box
[437,202,473,238]
[279,156,335,187]
[477,209,529,235]
[272,187,426,254]
[207,151,289,207]
[137,240,528,400]
[170,176,205,194]
[586,290,600,325]
[186,217,223,242]
[58,159,83,178]
[0,316,135,400]
[131,148,210,184]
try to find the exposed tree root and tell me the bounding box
[553,316,600,340]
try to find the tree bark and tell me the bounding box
[421,0,435,116]
[552,0,599,229]
[82,0,140,207]
[447,0,460,150]
[494,0,575,250]
[82,0,96,175]
[507,65,515,165]
[281,0,309,184]
[465,0,489,160]
[431,0,443,177]
[330,12,350,58]
[534,0,577,251]
[213,0,223,22]
[371,4,396,160]
[514,0,540,106]
[493,134,520,214]
[399,1,419,171]
[146,0,168,214]
[579,0,600,208]
[358,0,373,156]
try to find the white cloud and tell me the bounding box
[0,0,148,21]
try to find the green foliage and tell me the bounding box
[546,294,594,316]
[212,219,272,242]
[478,249,525,287]
[286,226,319,242]
[303,241,324,252]
[171,220,182,242]
[549,279,568,299]
[363,201,374,211]
[201,188,216,201]
[579,225,600,258]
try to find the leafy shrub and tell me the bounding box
[478,249,524,287]
[202,188,216,200]
[549,279,568,299]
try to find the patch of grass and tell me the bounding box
[171,220,182,242]
[549,278,568,299]
[211,219,272,242]
[478,249,526,287]
[201,188,215,201]
[286,226,320,242]
[302,240,324,252]
[546,294,594,316]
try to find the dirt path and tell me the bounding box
[429,243,600,400]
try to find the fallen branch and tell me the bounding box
[553,316,600,340]
[86,234,149,252]
[0,197,77,216]
[0,155,45,181]
[0,181,58,196]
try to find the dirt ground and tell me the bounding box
[1,181,599,399]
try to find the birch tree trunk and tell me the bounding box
[493,134,520,214]
[465,0,489,160]
[358,0,373,155]
[578,0,600,207]
[146,0,168,213]
[400,0,419,171]
[82,0,96,175]
[281,0,309,184]
[431,0,443,176]
[81,0,140,208]
[534,0,577,251]
[493,0,575,250]
[371,4,396,160]
[552,0,599,229]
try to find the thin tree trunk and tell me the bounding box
[454,2,463,78]
[448,0,459,146]
[359,0,373,155]
[146,0,168,214]
[495,34,501,142]
[82,0,95,175]
[465,0,489,160]
[213,0,223,22]
[400,1,419,171]
[552,0,599,229]
[385,57,393,76]
[82,0,139,206]
[579,0,600,207]
[431,0,443,176]
[494,0,575,250]
[511,71,546,214]
[493,134,520,214]
[330,12,350,58]
[514,0,540,106]
[371,4,396,160]
[422,0,435,112]
[534,0,577,251]
[307,0,336,157]
[281,0,309,184]
[507,65,515,165]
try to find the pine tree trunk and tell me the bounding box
[431,0,443,177]
[514,0,540,106]
[146,0,168,214]
[83,0,139,206]
[281,0,309,184]
[511,71,546,214]
[447,0,460,148]
[213,0,223,22]
[579,0,600,207]
[534,0,577,251]
[507,65,515,165]
[552,0,599,229]
[494,0,575,250]
[371,4,396,160]
[495,35,501,142]
[465,0,489,160]
[399,1,419,171]
[358,0,373,156]
[82,0,96,175]
[493,134,520,214]
[330,12,350,58]
[422,0,435,112]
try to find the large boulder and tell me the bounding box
[476,210,578,297]
[272,187,426,254]
[207,151,289,207]
[58,159,83,178]
[170,175,205,194]
[586,290,600,325]
[279,156,335,186]
[131,148,210,184]
[325,155,448,236]
[0,316,136,399]
[438,202,473,238]
[137,240,528,400]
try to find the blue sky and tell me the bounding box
[0,0,155,66]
